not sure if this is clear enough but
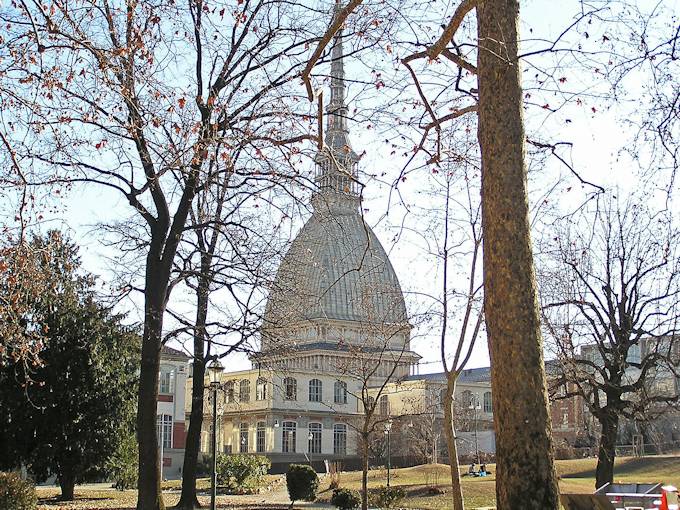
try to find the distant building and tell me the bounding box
[157,345,190,479]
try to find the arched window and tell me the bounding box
[333,424,347,455]
[308,422,322,454]
[309,379,322,402]
[256,377,267,401]
[239,423,249,453]
[366,396,375,413]
[334,381,347,404]
[239,380,250,402]
[283,377,297,401]
[225,381,236,403]
[379,395,389,416]
[256,421,266,452]
[282,421,296,453]
[483,391,492,413]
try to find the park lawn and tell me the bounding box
[317,456,680,509]
[36,455,680,509]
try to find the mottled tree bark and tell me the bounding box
[595,411,619,489]
[443,379,464,510]
[476,0,560,508]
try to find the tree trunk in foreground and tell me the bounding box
[58,468,75,501]
[137,273,167,510]
[361,431,369,510]
[175,356,205,509]
[476,0,560,508]
[595,411,619,489]
[176,258,211,510]
[444,378,464,510]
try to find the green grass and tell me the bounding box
[36,455,680,509]
[317,456,680,510]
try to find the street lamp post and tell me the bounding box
[384,419,393,487]
[469,396,481,465]
[308,431,314,469]
[208,359,224,510]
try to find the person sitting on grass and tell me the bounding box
[468,463,476,476]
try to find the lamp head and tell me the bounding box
[207,358,224,386]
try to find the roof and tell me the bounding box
[262,209,408,335]
[254,341,420,359]
[161,345,190,361]
[403,367,492,384]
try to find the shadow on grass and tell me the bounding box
[560,456,680,480]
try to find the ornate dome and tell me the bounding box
[260,2,408,351]
[263,203,408,333]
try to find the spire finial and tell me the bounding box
[328,0,347,135]
[312,0,361,210]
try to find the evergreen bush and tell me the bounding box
[330,487,361,510]
[286,464,318,505]
[0,472,37,510]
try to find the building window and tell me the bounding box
[308,422,322,454]
[309,379,322,402]
[225,381,236,403]
[283,377,297,401]
[240,380,250,403]
[483,391,492,413]
[240,423,249,453]
[334,381,347,404]
[256,377,267,401]
[379,395,389,416]
[282,421,296,453]
[461,390,473,408]
[157,414,172,449]
[159,368,175,394]
[366,396,375,413]
[333,424,347,455]
[256,421,266,453]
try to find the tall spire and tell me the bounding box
[313,0,360,209]
[327,0,348,140]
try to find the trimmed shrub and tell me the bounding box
[331,487,361,510]
[0,472,37,510]
[216,454,271,493]
[372,485,406,508]
[286,464,318,504]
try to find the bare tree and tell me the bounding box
[436,168,484,510]
[334,322,414,510]
[0,1,334,507]
[304,1,562,504]
[541,192,680,487]
[173,156,285,509]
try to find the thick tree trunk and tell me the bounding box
[137,274,167,510]
[176,263,211,510]
[444,378,464,510]
[595,412,619,489]
[58,468,75,501]
[476,1,560,508]
[361,431,369,510]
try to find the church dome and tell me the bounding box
[261,2,408,350]
[263,204,408,333]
